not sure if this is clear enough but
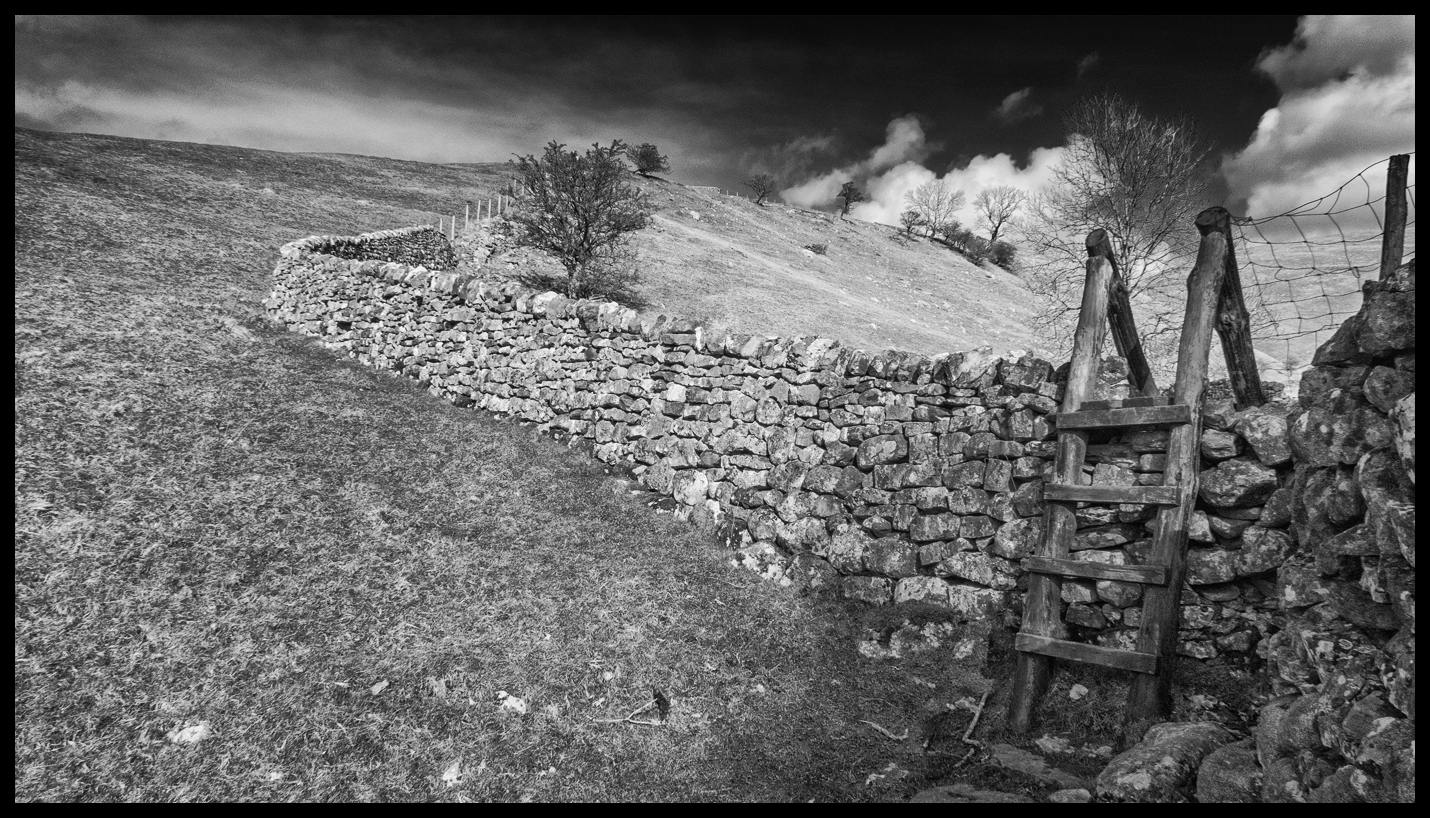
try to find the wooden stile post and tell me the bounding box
[1380,154,1410,281]
[1122,218,1228,742]
[1198,207,1265,409]
[1087,230,1158,398]
[1008,250,1113,735]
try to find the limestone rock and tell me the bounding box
[1354,286,1415,355]
[1363,366,1414,414]
[988,743,1086,790]
[1326,580,1400,631]
[1187,547,1237,585]
[1236,408,1292,467]
[1233,527,1294,577]
[1379,396,1412,489]
[1200,429,1241,461]
[1258,487,1294,529]
[817,523,872,573]
[841,575,892,605]
[990,516,1042,559]
[1072,523,1140,550]
[1289,403,1396,468]
[934,551,1019,590]
[1276,559,1331,609]
[1356,447,1415,567]
[1095,722,1235,803]
[863,537,920,578]
[1199,457,1278,508]
[856,433,908,469]
[787,552,840,595]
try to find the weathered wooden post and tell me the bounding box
[1200,207,1265,408]
[465,203,470,231]
[1122,213,1228,742]
[1087,229,1158,398]
[1380,153,1410,281]
[1008,247,1112,735]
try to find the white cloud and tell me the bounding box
[848,146,1064,229]
[779,114,936,209]
[1222,15,1415,226]
[994,87,1042,124]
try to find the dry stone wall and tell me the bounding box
[266,226,1297,663]
[1206,259,1415,804]
[302,225,457,270]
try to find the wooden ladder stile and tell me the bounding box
[1008,214,1232,745]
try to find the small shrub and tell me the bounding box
[989,240,1018,269]
[804,243,827,256]
[629,143,670,176]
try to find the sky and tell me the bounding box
[14,15,1417,230]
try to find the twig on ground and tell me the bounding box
[961,687,992,747]
[954,746,978,768]
[594,698,663,726]
[861,720,909,741]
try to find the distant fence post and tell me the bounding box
[1199,207,1265,409]
[465,203,470,231]
[1379,153,1410,280]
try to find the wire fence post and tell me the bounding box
[1202,207,1266,408]
[1380,153,1410,280]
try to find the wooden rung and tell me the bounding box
[1023,556,1168,585]
[1015,633,1159,675]
[1043,483,1182,505]
[1056,404,1192,429]
[1079,396,1171,411]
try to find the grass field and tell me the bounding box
[15,127,1283,801]
[11,127,1047,802]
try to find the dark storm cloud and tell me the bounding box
[14,16,789,172]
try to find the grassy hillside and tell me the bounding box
[513,174,1043,357]
[12,127,1043,802]
[15,127,1277,803]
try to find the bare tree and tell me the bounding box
[1015,91,1219,376]
[743,173,777,205]
[838,181,864,216]
[974,185,1026,244]
[899,209,925,236]
[509,140,650,299]
[904,179,965,237]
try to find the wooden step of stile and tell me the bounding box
[1022,556,1167,585]
[1078,395,1171,411]
[1042,484,1182,505]
[1055,403,1192,430]
[1014,634,1159,675]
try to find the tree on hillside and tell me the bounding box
[899,209,925,236]
[629,143,671,176]
[743,172,778,205]
[509,140,651,299]
[1016,91,1222,375]
[904,179,965,237]
[838,181,864,217]
[974,185,1026,244]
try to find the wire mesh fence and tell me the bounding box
[1229,153,1415,377]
